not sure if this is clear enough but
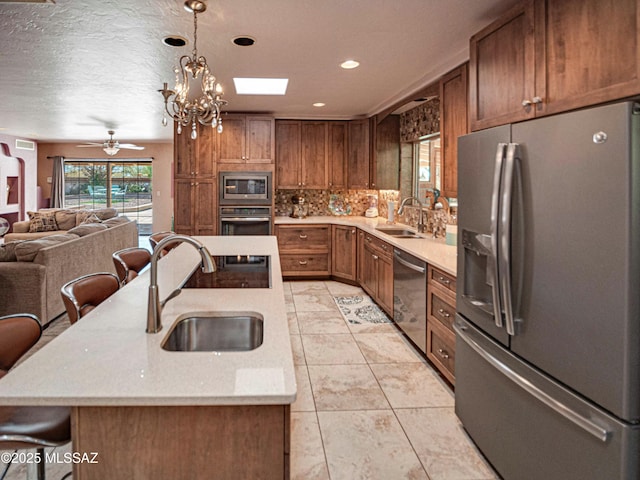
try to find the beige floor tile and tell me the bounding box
[290,281,330,295]
[354,333,423,363]
[297,311,350,334]
[370,363,454,408]
[291,365,316,412]
[290,334,306,365]
[308,364,390,411]
[282,281,293,293]
[324,280,364,296]
[346,320,398,334]
[395,407,498,480]
[318,410,428,480]
[287,311,300,334]
[290,412,330,480]
[302,334,366,365]
[293,294,341,313]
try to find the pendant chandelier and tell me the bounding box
[159,0,227,140]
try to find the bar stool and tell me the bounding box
[0,313,71,480]
[60,272,120,324]
[149,231,178,257]
[112,247,151,285]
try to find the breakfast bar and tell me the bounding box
[0,236,296,479]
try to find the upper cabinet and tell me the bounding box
[470,0,640,131]
[174,123,216,178]
[327,122,348,189]
[372,115,400,190]
[219,114,274,163]
[347,119,371,189]
[440,63,468,198]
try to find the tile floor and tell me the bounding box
[1,280,498,480]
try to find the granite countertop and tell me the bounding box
[0,236,296,407]
[275,215,457,276]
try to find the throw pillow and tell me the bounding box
[0,240,25,262]
[75,210,92,224]
[54,210,78,230]
[14,234,79,262]
[91,208,118,221]
[67,223,108,237]
[102,216,130,227]
[81,213,102,224]
[27,211,58,233]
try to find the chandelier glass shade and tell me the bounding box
[159,0,227,140]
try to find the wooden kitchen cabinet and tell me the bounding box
[331,224,357,282]
[300,122,328,188]
[439,63,468,198]
[371,115,400,190]
[328,122,348,189]
[174,123,216,179]
[275,120,301,188]
[347,119,371,189]
[426,265,457,384]
[218,114,274,163]
[360,233,394,317]
[173,178,216,236]
[275,224,331,277]
[470,0,640,131]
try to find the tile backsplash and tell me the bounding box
[275,188,456,236]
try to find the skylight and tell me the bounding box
[233,78,289,95]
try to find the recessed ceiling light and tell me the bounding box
[233,78,288,95]
[340,60,360,69]
[232,36,256,47]
[163,36,188,47]
[313,103,326,107]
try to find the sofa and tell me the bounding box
[0,217,138,325]
[5,208,119,242]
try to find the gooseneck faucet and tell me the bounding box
[397,196,426,233]
[147,235,216,334]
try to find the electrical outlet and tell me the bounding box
[46,177,52,183]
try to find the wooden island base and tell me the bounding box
[72,405,290,480]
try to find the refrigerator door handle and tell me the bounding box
[489,143,507,329]
[499,143,517,335]
[454,321,611,443]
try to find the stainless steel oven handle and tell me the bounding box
[490,143,507,329]
[454,322,610,443]
[220,217,271,222]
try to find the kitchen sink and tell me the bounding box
[162,312,264,352]
[375,227,422,238]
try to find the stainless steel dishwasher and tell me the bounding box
[393,248,427,353]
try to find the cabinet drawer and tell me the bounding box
[280,253,329,275]
[428,288,456,332]
[276,225,330,251]
[427,320,455,385]
[428,265,457,293]
[362,234,392,260]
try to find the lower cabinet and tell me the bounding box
[426,265,457,384]
[174,179,216,235]
[331,225,358,282]
[275,224,331,277]
[360,232,394,317]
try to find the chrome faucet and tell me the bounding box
[397,196,426,233]
[147,234,216,334]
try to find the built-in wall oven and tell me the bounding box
[219,171,272,205]
[219,206,272,236]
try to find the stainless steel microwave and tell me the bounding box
[219,171,272,205]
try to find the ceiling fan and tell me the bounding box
[76,130,144,156]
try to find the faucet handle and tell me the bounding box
[161,288,182,308]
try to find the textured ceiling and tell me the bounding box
[0,0,518,143]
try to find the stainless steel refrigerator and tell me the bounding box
[455,101,640,480]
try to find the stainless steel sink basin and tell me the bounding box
[162,312,264,352]
[375,227,421,238]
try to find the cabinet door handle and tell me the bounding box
[438,276,451,285]
[532,96,543,104]
[359,232,364,237]
[522,99,532,107]
[351,229,356,234]
[372,254,379,260]
[299,234,308,239]
[437,308,451,318]
[437,348,450,359]
[298,260,308,265]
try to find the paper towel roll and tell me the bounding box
[387,201,396,223]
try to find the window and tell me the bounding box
[63,159,153,234]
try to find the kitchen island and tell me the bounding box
[0,236,296,479]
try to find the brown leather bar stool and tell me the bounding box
[0,314,71,480]
[60,272,120,324]
[149,231,178,257]
[112,247,151,285]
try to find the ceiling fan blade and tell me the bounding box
[118,144,145,150]
[76,143,105,147]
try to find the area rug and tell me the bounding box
[333,295,392,325]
